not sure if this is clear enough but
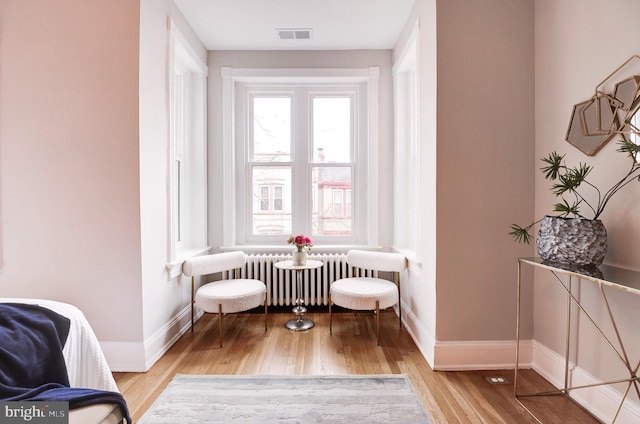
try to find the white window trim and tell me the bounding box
[392,19,421,262]
[166,20,209,279]
[221,67,379,250]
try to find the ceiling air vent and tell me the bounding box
[276,28,312,40]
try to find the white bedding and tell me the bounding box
[0,298,119,393]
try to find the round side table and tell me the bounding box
[274,259,323,331]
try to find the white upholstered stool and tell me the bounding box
[329,250,407,345]
[182,251,267,347]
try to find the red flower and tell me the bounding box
[287,234,313,250]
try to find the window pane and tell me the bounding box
[252,166,291,234]
[312,166,352,236]
[174,159,182,242]
[630,112,640,163]
[260,186,269,211]
[332,189,344,216]
[253,97,291,162]
[313,97,351,163]
[273,186,283,211]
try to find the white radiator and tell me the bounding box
[222,253,369,306]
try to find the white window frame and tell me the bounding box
[241,85,359,243]
[167,21,209,278]
[221,68,379,250]
[393,21,420,258]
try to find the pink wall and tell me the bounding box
[533,1,640,418]
[0,0,143,345]
[435,0,535,343]
[388,0,536,370]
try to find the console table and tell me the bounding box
[515,257,640,423]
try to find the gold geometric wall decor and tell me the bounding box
[613,75,640,110]
[566,55,640,158]
[566,99,618,156]
[580,94,621,136]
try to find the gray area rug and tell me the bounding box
[139,374,432,423]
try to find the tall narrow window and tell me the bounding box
[168,23,208,274]
[393,26,420,255]
[311,96,354,236]
[172,72,185,245]
[249,96,292,235]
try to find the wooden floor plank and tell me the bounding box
[114,309,600,423]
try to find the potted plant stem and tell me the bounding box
[510,139,640,266]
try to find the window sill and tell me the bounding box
[390,246,422,269]
[165,246,211,279]
[218,245,382,255]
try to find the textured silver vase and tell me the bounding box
[536,216,607,267]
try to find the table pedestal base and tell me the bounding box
[285,317,315,331]
[273,260,323,333]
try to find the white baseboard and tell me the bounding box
[532,340,640,424]
[400,304,436,368]
[400,302,532,371]
[431,339,532,371]
[102,305,202,372]
[142,305,201,371]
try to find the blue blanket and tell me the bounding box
[0,303,70,387]
[0,303,131,423]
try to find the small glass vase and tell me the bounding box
[292,249,307,266]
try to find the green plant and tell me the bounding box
[510,139,640,244]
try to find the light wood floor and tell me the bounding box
[114,308,599,423]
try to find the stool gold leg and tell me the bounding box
[264,298,268,332]
[397,273,402,329]
[191,277,195,333]
[329,294,333,333]
[218,304,223,348]
[376,300,380,346]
